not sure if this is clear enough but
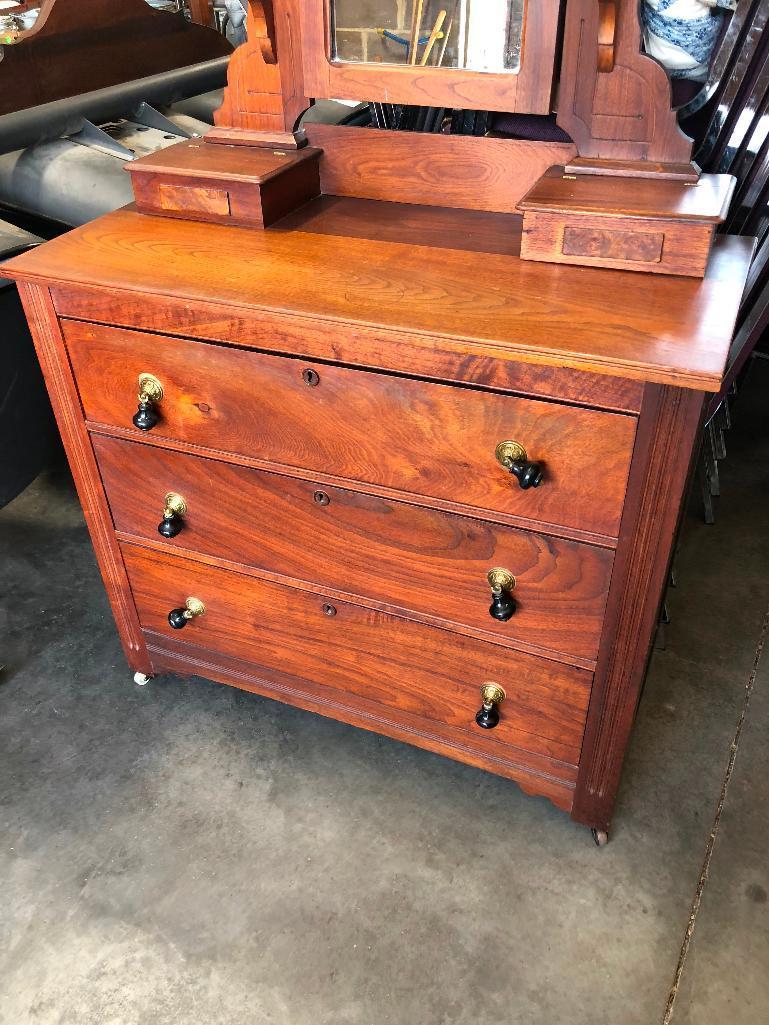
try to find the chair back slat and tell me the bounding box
[693,6,769,168]
[727,142,769,234]
[716,51,769,174]
[679,0,763,120]
[718,77,769,181]
[677,3,769,512]
[727,274,769,373]
[741,233,769,310]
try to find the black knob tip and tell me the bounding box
[489,591,516,622]
[509,460,543,490]
[133,401,159,431]
[476,703,500,729]
[168,608,189,629]
[158,514,183,539]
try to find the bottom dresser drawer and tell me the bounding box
[123,545,592,793]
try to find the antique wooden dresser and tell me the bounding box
[4,0,754,843]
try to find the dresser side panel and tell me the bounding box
[572,383,706,831]
[14,282,151,675]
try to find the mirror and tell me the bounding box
[330,0,525,74]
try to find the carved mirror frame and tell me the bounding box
[299,0,562,115]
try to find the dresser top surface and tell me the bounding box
[4,198,755,391]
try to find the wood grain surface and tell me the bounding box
[562,226,663,262]
[518,168,735,221]
[132,160,321,228]
[521,212,715,277]
[49,280,646,415]
[305,125,577,213]
[156,183,230,216]
[129,139,322,182]
[122,543,592,770]
[2,207,753,392]
[66,320,637,539]
[93,434,615,665]
[273,195,523,255]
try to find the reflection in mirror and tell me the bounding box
[331,0,524,74]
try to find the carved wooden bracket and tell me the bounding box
[213,0,308,139]
[556,0,694,171]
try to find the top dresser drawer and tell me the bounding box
[63,320,636,539]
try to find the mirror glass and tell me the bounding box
[330,1,525,74]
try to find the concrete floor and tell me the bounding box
[1,362,768,1025]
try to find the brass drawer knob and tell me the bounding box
[158,492,187,539]
[168,596,205,630]
[476,682,506,729]
[487,567,516,622]
[495,440,543,490]
[133,372,164,431]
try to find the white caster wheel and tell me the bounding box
[591,828,609,847]
[134,672,152,686]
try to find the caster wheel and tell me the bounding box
[133,672,152,686]
[591,828,609,847]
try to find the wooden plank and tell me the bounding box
[129,139,321,182]
[305,125,577,213]
[274,196,523,256]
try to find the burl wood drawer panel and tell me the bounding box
[94,435,614,664]
[121,544,592,771]
[65,321,637,539]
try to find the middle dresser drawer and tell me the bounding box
[94,435,614,665]
[64,320,637,539]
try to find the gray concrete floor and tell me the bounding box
[1,362,768,1025]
